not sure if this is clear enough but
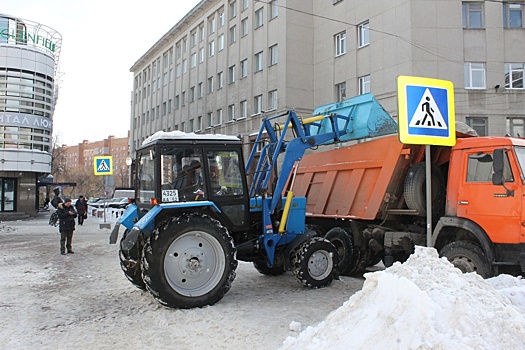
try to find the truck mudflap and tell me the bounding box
[119,201,222,251]
[109,204,139,244]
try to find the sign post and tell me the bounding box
[397,76,456,247]
[94,156,113,229]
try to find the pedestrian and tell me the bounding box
[74,195,88,225]
[51,187,62,209]
[57,197,77,255]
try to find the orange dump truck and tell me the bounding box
[291,131,525,277]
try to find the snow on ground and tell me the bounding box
[1,210,524,350]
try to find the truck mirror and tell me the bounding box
[492,149,504,186]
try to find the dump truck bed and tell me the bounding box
[292,134,418,220]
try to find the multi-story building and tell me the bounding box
[129,0,525,155]
[0,14,61,216]
[57,134,131,195]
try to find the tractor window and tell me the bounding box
[207,150,243,196]
[138,150,156,204]
[467,151,513,182]
[160,146,205,202]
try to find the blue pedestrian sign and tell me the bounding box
[397,76,456,146]
[94,156,113,175]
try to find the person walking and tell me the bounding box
[74,195,88,225]
[57,197,77,255]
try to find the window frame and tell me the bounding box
[462,2,484,29]
[505,63,524,89]
[335,31,346,57]
[464,62,486,89]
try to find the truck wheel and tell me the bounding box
[253,260,285,276]
[142,214,237,309]
[440,241,493,278]
[291,237,338,288]
[404,163,445,217]
[119,229,146,290]
[324,227,354,276]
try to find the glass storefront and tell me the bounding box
[0,178,16,211]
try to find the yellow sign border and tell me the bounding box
[397,76,456,146]
[94,156,113,175]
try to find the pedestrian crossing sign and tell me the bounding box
[94,156,113,175]
[397,76,456,146]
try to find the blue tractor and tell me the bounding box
[110,93,398,309]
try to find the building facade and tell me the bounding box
[56,134,131,197]
[129,0,525,155]
[0,14,61,216]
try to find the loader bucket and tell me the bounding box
[310,93,398,143]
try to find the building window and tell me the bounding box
[242,0,248,11]
[176,63,181,77]
[199,47,205,63]
[189,119,194,132]
[207,112,213,128]
[183,59,188,73]
[254,95,263,114]
[208,76,214,93]
[191,31,197,47]
[219,11,225,27]
[230,25,237,44]
[229,1,237,19]
[505,63,524,89]
[506,118,525,137]
[240,59,248,78]
[358,75,370,95]
[199,26,204,42]
[175,95,180,109]
[191,53,197,68]
[241,17,249,36]
[209,40,215,57]
[190,86,195,102]
[228,104,235,121]
[269,44,278,66]
[336,82,346,102]
[358,21,370,47]
[255,8,264,28]
[229,65,236,83]
[464,62,486,89]
[181,92,186,106]
[218,71,224,89]
[335,31,346,57]
[198,82,204,98]
[255,51,264,72]
[209,16,216,34]
[219,34,225,51]
[216,108,223,125]
[270,0,279,20]
[504,3,523,28]
[466,117,487,136]
[240,100,248,119]
[462,2,484,29]
[268,90,277,111]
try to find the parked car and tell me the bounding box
[108,197,130,209]
[91,198,119,209]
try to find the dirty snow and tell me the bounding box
[1,211,524,350]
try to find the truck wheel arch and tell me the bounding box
[432,216,495,264]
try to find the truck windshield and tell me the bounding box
[514,146,525,181]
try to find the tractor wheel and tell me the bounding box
[440,241,493,278]
[253,260,285,276]
[119,229,146,290]
[291,237,338,288]
[324,227,354,276]
[142,213,237,309]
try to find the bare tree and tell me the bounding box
[51,133,67,181]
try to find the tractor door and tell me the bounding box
[204,147,250,231]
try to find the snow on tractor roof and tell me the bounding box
[142,130,240,146]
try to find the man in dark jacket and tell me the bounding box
[74,195,88,225]
[57,197,77,255]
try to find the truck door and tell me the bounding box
[205,148,250,231]
[456,149,522,244]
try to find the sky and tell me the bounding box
[2,0,201,146]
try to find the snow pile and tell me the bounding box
[280,246,525,350]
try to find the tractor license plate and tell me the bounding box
[162,189,179,202]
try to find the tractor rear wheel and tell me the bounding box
[142,213,237,309]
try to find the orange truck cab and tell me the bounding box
[292,133,525,278]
